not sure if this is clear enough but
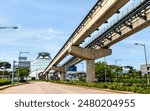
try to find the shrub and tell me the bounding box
[96,83,102,88]
[0,79,11,86]
[125,87,132,92]
[136,87,144,93]
[88,83,97,87]
[108,84,116,90]
[101,83,108,88]
[51,80,150,94]
[118,85,126,91]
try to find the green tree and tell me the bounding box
[16,67,30,80]
[95,62,124,82]
[0,62,11,69]
[124,66,142,79]
[0,62,11,77]
[0,71,10,75]
[95,62,113,82]
[124,65,134,73]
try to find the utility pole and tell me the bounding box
[115,59,121,81]
[2,62,5,78]
[135,43,149,85]
[104,57,107,82]
[12,60,16,84]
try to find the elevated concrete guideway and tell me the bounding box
[63,0,150,69]
[43,0,129,82]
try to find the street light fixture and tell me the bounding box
[0,26,18,29]
[19,51,29,61]
[135,43,150,85]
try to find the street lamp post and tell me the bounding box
[0,26,18,82]
[2,62,5,78]
[12,60,16,84]
[104,57,107,82]
[19,51,29,61]
[115,59,121,90]
[115,59,121,81]
[135,43,150,85]
[80,63,84,73]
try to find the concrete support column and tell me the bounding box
[60,72,66,81]
[45,72,49,81]
[86,59,95,83]
[44,74,47,81]
[50,66,66,81]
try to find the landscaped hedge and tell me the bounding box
[51,80,150,94]
[0,79,11,86]
[112,78,147,84]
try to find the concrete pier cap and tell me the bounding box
[68,46,112,83]
[68,46,112,60]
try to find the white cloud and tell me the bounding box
[0,27,66,45]
[0,26,68,62]
[0,15,12,26]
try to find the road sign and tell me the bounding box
[18,61,30,68]
[19,57,27,61]
[68,66,77,71]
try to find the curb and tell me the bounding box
[0,83,27,90]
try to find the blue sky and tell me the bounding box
[0,0,150,71]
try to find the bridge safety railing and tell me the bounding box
[82,0,150,48]
[62,0,150,67]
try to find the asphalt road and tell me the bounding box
[0,82,129,94]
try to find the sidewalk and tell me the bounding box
[0,83,27,90]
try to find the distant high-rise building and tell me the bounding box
[140,64,150,75]
[30,52,52,79]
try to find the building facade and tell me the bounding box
[30,52,52,79]
[140,64,150,75]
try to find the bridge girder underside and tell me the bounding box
[63,0,150,68]
[42,0,129,76]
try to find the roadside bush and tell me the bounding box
[51,80,150,94]
[0,79,11,86]
[117,78,147,85]
[136,87,144,93]
[125,87,132,92]
[108,84,115,90]
[101,83,108,88]
[142,89,150,94]
[118,84,126,91]
[87,83,95,87]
